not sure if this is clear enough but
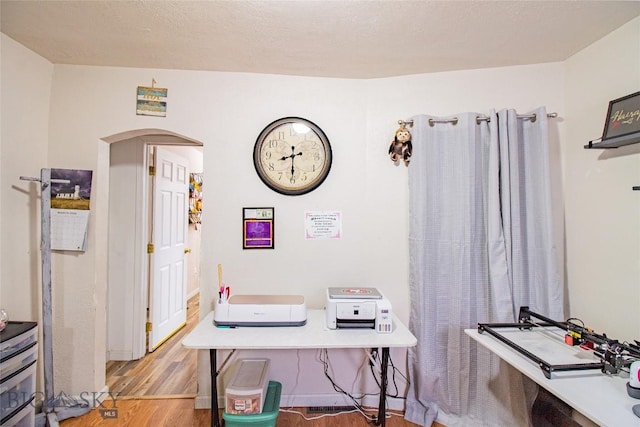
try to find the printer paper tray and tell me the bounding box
[336,319,375,329]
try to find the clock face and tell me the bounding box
[253,117,332,195]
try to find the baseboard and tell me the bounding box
[282,393,406,412]
[187,289,200,300]
[194,393,405,412]
[107,350,134,361]
[77,385,117,408]
[97,385,111,404]
[195,395,214,409]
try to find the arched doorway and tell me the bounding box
[101,129,204,396]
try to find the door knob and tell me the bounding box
[184,248,192,254]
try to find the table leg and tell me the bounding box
[210,349,220,427]
[375,347,390,427]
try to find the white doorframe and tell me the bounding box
[134,141,151,359]
[106,138,149,360]
[104,129,203,362]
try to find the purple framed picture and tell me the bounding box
[243,207,274,249]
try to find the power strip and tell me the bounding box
[306,406,357,413]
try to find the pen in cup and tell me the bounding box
[218,284,231,304]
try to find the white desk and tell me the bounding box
[465,327,640,426]
[183,309,417,427]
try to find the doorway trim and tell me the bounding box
[102,128,203,361]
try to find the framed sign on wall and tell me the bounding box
[243,207,274,249]
[602,91,640,140]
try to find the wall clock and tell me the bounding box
[253,117,332,196]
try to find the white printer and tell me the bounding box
[325,287,393,333]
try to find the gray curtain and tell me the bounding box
[404,107,563,427]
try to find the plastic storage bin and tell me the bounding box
[1,322,38,426]
[0,358,37,423]
[225,358,270,415]
[0,397,35,427]
[222,381,281,427]
[0,323,37,362]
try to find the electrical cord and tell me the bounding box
[282,349,302,409]
[319,348,377,422]
[367,348,408,399]
[279,407,406,421]
[279,407,362,420]
[313,348,410,423]
[278,348,411,423]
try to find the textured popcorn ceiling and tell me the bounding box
[2,0,639,79]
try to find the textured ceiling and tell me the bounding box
[2,1,639,79]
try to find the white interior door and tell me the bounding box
[148,146,189,352]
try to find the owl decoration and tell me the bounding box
[388,124,412,166]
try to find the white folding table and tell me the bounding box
[466,326,640,426]
[183,309,417,427]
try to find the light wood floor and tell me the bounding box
[58,398,425,426]
[105,294,200,397]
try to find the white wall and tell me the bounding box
[0,35,53,321]
[563,17,640,342]
[41,63,564,402]
[0,34,53,395]
[1,17,637,409]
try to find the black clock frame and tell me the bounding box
[253,117,332,196]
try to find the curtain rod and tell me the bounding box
[398,112,557,128]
